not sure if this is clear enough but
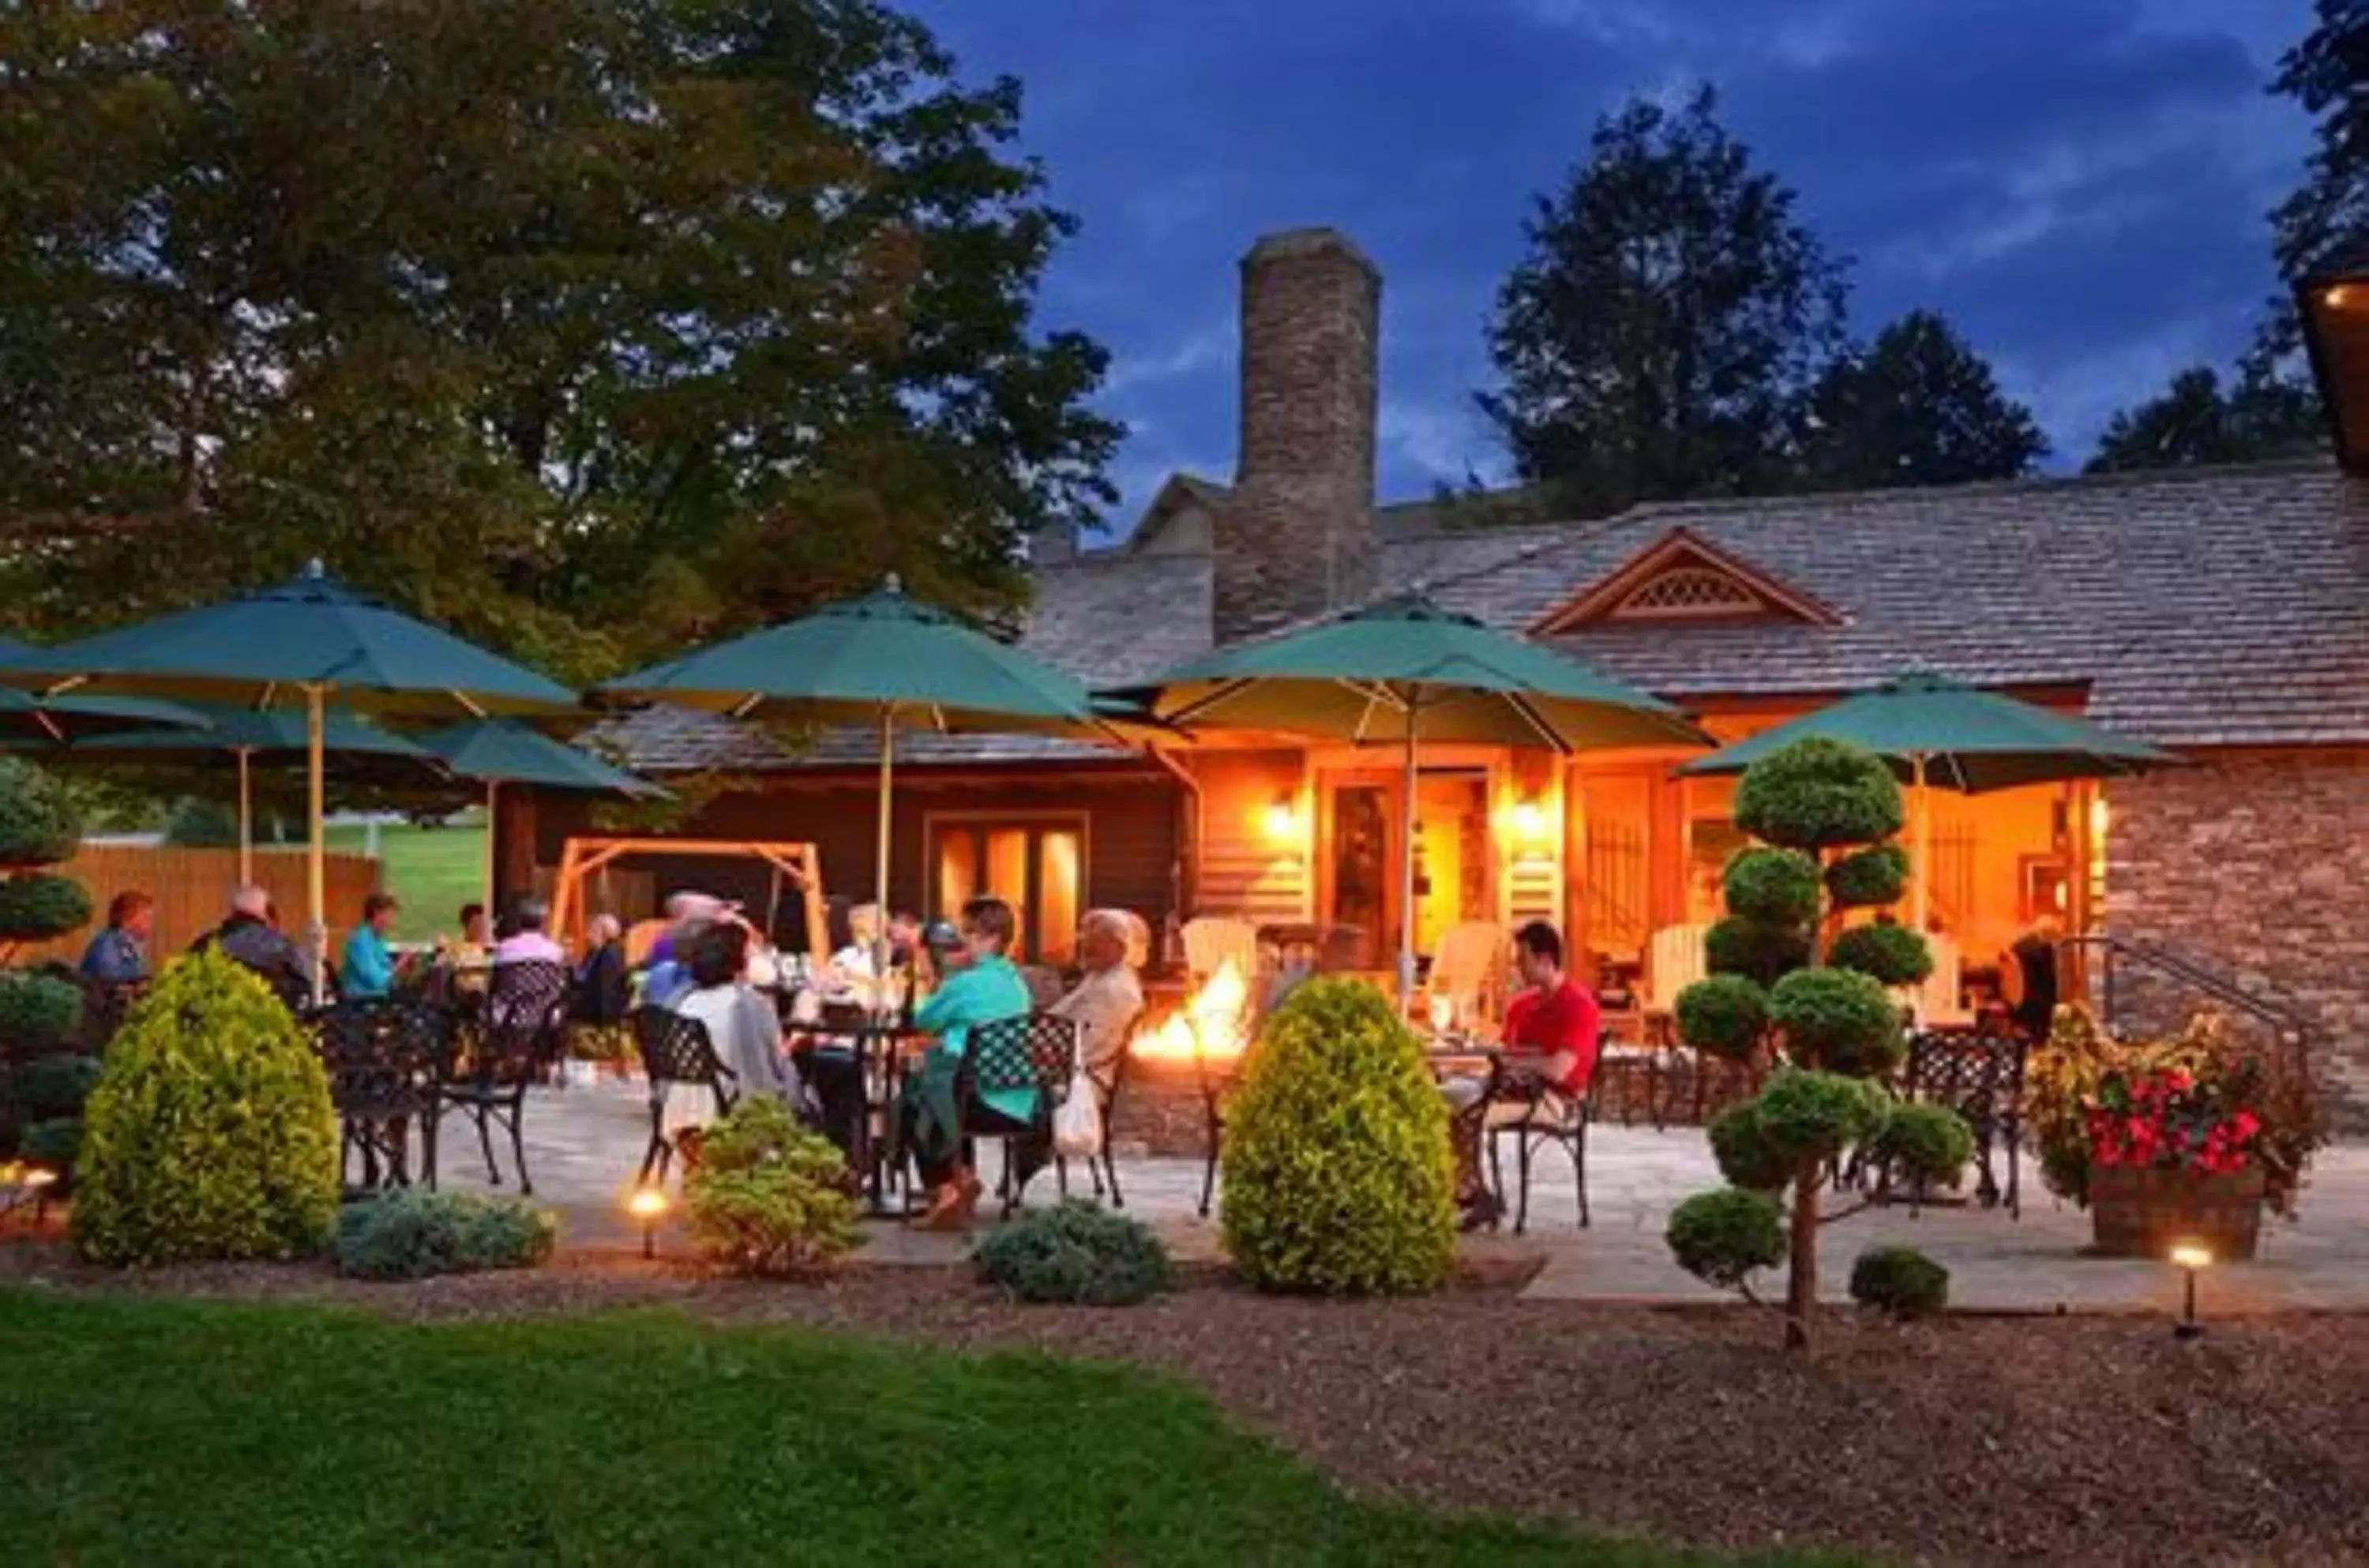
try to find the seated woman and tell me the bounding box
[899,896,1032,1231]
[1050,909,1145,1078]
[664,923,797,1139]
[492,897,566,966]
[340,891,406,1001]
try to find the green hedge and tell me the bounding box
[0,759,81,868]
[974,1199,1171,1306]
[1827,922,1932,988]
[1666,1187,1786,1290]
[335,1191,557,1281]
[1220,978,1455,1296]
[1826,843,1909,908]
[10,1052,100,1120]
[1721,848,1820,927]
[1675,974,1767,1060]
[1849,1244,1950,1319]
[0,873,92,945]
[0,970,82,1055]
[72,949,340,1266]
[681,1096,862,1277]
[1703,916,1811,988]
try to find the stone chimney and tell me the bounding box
[1214,227,1380,642]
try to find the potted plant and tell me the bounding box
[2032,1005,2323,1260]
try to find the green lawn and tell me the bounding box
[0,1289,1804,1567]
[324,816,487,940]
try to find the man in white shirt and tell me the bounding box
[1050,910,1145,1074]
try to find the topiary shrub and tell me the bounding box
[0,970,81,1055]
[1865,1102,1977,1191]
[9,1052,101,1120]
[1722,848,1821,926]
[72,948,340,1265]
[0,874,92,947]
[1666,737,1967,1350]
[1828,921,1933,988]
[681,1095,862,1277]
[1667,1187,1786,1291]
[19,1116,81,1165]
[1849,1244,1949,1319]
[334,1190,558,1281]
[0,758,82,866]
[1220,977,1455,1296]
[1826,844,1909,909]
[1676,972,1769,1060]
[974,1199,1171,1305]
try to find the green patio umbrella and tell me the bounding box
[0,636,211,745]
[1676,671,2183,928]
[0,563,578,998]
[1111,592,1710,1005]
[419,719,666,921]
[47,704,437,884]
[597,578,1109,985]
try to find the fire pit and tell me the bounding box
[1113,962,1251,1184]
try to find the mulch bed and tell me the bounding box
[4,1239,2366,1566]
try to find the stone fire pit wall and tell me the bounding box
[1108,1054,1218,1159]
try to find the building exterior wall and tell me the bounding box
[2107,746,2369,1112]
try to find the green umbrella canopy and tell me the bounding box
[0,561,578,718]
[1676,672,2183,793]
[1114,594,1709,752]
[50,703,433,764]
[422,719,666,799]
[0,635,212,743]
[596,580,1098,730]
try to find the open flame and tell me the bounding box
[1132,957,1251,1062]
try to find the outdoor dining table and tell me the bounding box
[781,1015,928,1216]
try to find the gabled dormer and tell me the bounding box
[1527,527,1845,634]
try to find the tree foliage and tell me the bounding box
[2264,0,2369,358]
[1478,87,1848,518]
[1800,310,2047,490]
[2085,366,2322,475]
[0,1,1118,681]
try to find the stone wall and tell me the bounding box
[2106,746,2369,1115]
[1213,227,1379,643]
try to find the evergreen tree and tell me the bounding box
[1800,311,2047,490]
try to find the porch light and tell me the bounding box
[1261,790,1300,842]
[1507,797,1550,845]
[627,1186,669,1260]
[2296,253,2369,473]
[2168,1240,2211,1339]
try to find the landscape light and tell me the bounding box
[2168,1240,2212,1340]
[627,1186,670,1260]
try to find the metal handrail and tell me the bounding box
[2060,931,2315,1051]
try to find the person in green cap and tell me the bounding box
[901,895,1031,1230]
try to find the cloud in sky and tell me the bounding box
[907,0,2316,530]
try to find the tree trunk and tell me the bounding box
[1785,1155,1821,1350]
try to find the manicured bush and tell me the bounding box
[1827,921,1932,988]
[1767,968,1903,1076]
[1666,1187,1785,1290]
[1826,843,1909,909]
[681,1095,862,1277]
[1735,737,1904,848]
[0,758,81,866]
[334,1190,558,1281]
[0,970,81,1056]
[1220,977,1455,1296]
[1708,1102,1790,1191]
[1849,1244,1950,1319]
[1749,1067,1887,1165]
[1721,847,1820,927]
[20,1116,81,1165]
[1867,1102,1977,1190]
[1676,973,1768,1060]
[0,873,92,946]
[9,1052,100,1120]
[1703,916,1811,988]
[72,948,340,1266]
[974,1199,1172,1306]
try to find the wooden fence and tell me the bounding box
[7,846,381,967]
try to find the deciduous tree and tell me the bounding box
[1800,311,2046,490]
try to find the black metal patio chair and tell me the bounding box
[1901,1026,2029,1217]
[431,959,567,1195]
[1483,1067,1596,1234]
[314,999,446,1194]
[631,1004,738,1187]
[953,1012,1079,1217]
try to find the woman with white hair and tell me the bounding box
[1050,909,1146,1073]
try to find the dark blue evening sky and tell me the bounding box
[907,0,2315,536]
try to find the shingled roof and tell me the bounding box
[597,457,2369,771]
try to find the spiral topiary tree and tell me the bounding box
[0,758,95,1181]
[1667,737,1973,1349]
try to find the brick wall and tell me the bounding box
[2107,746,2369,1114]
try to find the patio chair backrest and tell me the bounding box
[485,959,569,1041]
[315,999,445,1120]
[965,1013,1078,1098]
[1644,924,1707,1013]
[1905,1027,2026,1114]
[631,1004,738,1116]
[1917,932,1972,1027]
[1430,921,1505,1019]
[1182,916,1259,987]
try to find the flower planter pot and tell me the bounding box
[2089,1164,2264,1261]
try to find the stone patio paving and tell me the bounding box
[435,1078,2369,1314]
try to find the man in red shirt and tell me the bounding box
[1443,921,1601,1229]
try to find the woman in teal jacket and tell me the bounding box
[903,896,1031,1229]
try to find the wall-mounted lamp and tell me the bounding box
[1261,790,1300,842]
[1508,797,1551,844]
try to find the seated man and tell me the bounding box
[1050,909,1144,1079]
[196,883,316,1010]
[900,896,1031,1230]
[493,897,566,967]
[1441,920,1601,1230]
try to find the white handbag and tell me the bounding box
[1052,1070,1102,1160]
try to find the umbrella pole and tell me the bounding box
[1913,753,1931,934]
[306,684,327,1005]
[236,748,253,887]
[874,705,894,1013]
[484,780,500,928]
[1399,696,1419,1015]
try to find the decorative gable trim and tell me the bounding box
[1527,527,1846,633]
